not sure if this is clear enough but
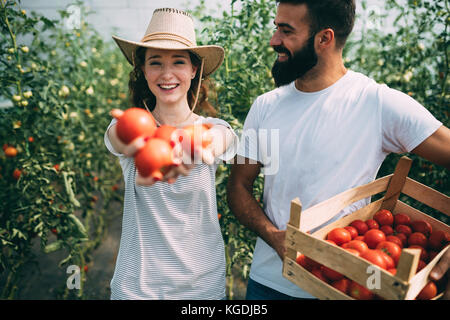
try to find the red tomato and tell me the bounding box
[387,268,397,275]
[377,249,395,269]
[349,281,374,300]
[394,213,411,226]
[325,239,337,246]
[342,240,369,255]
[411,220,432,237]
[376,241,402,265]
[181,124,213,157]
[395,232,408,247]
[12,168,22,180]
[311,268,329,283]
[327,228,352,246]
[114,107,157,144]
[380,225,394,236]
[395,224,412,237]
[344,248,361,256]
[428,250,439,262]
[154,125,178,147]
[428,230,450,251]
[296,254,309,269]
[360,249,387,269]
[364,229,386,249]
[386,235,403,248]
[354,235,365,242]
[416,281,437,300]
[416,260,427,273]
[331,278,350,295]
[134,138,174,179]
[349,220,369,236]
[4,146,18,157]
[344,226,358,240]
[320,265,344,281]
[373,209,394,226]
[408,232,428,248]
[304,256,322,271]
[409,245,428,262]
[366,219,379,230]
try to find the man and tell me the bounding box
[227,0,450,300]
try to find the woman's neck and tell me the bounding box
[152,102,198,127]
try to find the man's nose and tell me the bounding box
[270,30,282,47]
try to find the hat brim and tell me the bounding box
[112,35,224,77]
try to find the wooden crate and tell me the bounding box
[283,156,450,300]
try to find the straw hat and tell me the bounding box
[112,8,224,77]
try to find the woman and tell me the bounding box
[104,8,237,300]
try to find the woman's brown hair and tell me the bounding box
[128,46,217,117]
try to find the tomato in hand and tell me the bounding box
[134,138,174,179]
[113,108,157,144]
[349,220,369,236]
[364,229,386,249]
[376,241,402,265]
[394,213,411,226]
[154,125,178,147]
[373,209,394,226]
[327,228,352,246]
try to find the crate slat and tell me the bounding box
[299,175,392,233]
[402,177,450,216]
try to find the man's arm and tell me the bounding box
[411,125,450,169]
[227,155,286,259]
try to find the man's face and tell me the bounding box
[270,3,318,87]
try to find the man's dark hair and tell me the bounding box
[277,0,355,48]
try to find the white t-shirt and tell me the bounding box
[237,70,442,298]
[105,116,237,300]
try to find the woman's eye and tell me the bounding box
[174,60,185,64]
[149,61,160,66]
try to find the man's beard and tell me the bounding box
[271,35,318,87]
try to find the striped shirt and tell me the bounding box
[104,116,237,300]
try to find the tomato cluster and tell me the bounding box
[296,209,450,300]
[113,108,212,180]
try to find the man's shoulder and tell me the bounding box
[254,83,293,107]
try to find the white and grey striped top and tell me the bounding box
[104,116,237,300]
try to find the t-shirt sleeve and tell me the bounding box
[104,118,124,157]
[379,85,442,153]
[200,117,239,162]
[236,97,262,163]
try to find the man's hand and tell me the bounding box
[270,229,287,260]
[430,247,450,300]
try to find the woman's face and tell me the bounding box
[142,48,197,107]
